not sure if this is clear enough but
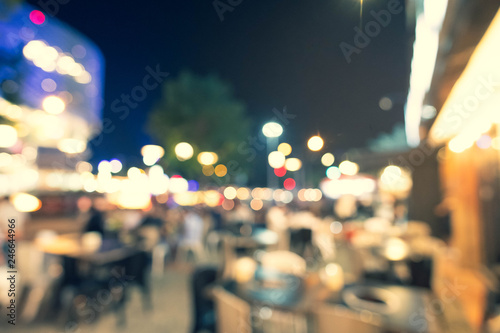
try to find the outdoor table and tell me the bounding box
[219,274,453,332]
[37,233,145,325]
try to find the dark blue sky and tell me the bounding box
[28,0,410,168]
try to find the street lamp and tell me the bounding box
[262,122,283,138]
[262,122,283,188]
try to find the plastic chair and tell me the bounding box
[191,266,218,333]
[213,286,252,333]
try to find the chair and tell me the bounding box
[289,228,313,257]
[137,225,169,276]
[213,287,252,333]
[17,234,63,323]
[314,304,383,333]
[191,266,218,333]
[260,251,306,276]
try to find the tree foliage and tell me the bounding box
[147,71,252,179]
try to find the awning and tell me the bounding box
[429,8,500,150]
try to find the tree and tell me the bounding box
[147,71,252,180]
[368,123,409,152]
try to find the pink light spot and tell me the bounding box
[30,10,45,25]
[283,178,296,190]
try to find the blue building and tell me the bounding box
[0,2,104,195]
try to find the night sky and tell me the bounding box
[28,0,410,169]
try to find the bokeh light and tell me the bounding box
[141,145,164,164]
[29,10,45,25]
[110,159,123,173]
[197,152,218,165]
[0,125,18,148]
[321,153,335,167]
[326,166,341,180]
[11,193,42,212]
[175,142,194,161]
[262,122,283,138]
[339,160,359,176]
[236,187,250,200]
[277,143,292,156]
[283,178,296,190]
[307,135,324,151]
[274,166,287,177]
[202,165,215,176]
[268,151,286,168]
[214,164,227,177]
[42,95,65,114]
[224,186,237,199]
[285,158,302,172]
[250,198,264,210]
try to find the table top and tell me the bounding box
[221,274,448,332]
[37,233,138,265]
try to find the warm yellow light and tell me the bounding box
[173,192,199,206]
[115,180,151,209]
[148,165,164,178]
[448,136,473,153]
[339,161,359,176]
[42,96,65,114]
[214,164,228,177]
[175,142,194,161]
[127,167,142,179]
[224,186,237,200]
[234,257,257,283]
[203,190,221,207]
[56,56,75,74]
[285,158,302,172]
[197,152,218,165]
[57,138,86,154]
[251,187,262,199]
[384,238,409,261]
[98,160,111,173]
[380,165,402,185]
[141,144,164,158]
[0,125,18,148]
[492,137,500,150]
[262,122,283,138]
[141,145,164,166]
[0,153,13,167]
[169,177,189,193]
[149,173,170,195]
[307,135,324,151]
[11,193,42,212]
[202,165,215,176]
[277,143,292,156]
[236,187,250,200]
[75,71,92,84]
[429,9,500,145]
[250,198,263,211]
[23,40,46,60]
[320,263,344,291]
[268,151,286,168]
[321,153,335,167]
